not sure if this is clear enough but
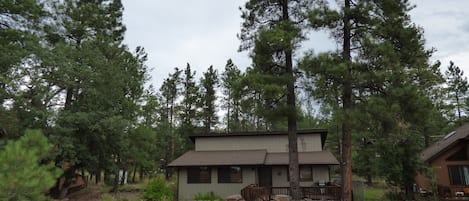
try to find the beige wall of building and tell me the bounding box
[195,134,322,152]
[177,167,256,201]
[272,166,330,187]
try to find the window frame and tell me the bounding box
[448,165,469,186]
[218,166,243,183]
[299,165,313,182]
[187,166,211,184]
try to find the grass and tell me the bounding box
[364,186,386,201]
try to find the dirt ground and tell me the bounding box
[67,189,101,201]
[56,184,141,201]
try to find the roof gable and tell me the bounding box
[422,123,469,162]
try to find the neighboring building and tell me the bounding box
[168,129,339,200]
[416,123,469,197]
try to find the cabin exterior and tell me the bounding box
[416,123,469,197]
[168,129,339,201]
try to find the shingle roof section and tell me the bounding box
[422,123,469,162]
[168,150,339,167]
[168,150,267,167]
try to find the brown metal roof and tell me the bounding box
[422,123,469,162]
[168,150,339,167]
[265,151,339,165]
[168,150,267,167]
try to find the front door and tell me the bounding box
[258,167,272,187]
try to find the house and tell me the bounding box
[416,123,469,197]
[168,129,340,201]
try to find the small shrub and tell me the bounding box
[384,191,406,201]
[142,177,173,201]
[194,192,224,201]
[0,130,62,201]
[100,193,115,201]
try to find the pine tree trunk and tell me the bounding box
[95,169,101,184]
[58,165,77,199]
[111,157,120,192]
[341,0,353,200]
[81,168,85,179]
[170,100,175,162]
[281,1,300,200]
[140,166,144,181]
[132,164,137,183]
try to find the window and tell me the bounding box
[286,166,314,181]
[300,166,313,181]
[218,166,242,183]
[448,166,469,186]
[188,167,211,183]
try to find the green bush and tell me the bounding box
[100,193,115,201]
[142,177,173,201]
[194,192,224,201]
[383,191,406,201]
[0,130,62,201]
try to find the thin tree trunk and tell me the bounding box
[341,0,353,200]
[132,164,137,183]
[140,166,144,181]
[120,169,126,185]
[170,101,175,162]
[281,1,300,200]
[95,169,101,184]
[456,94,462,123]
[81,169,85,179]
[111,157,120,193]
[89,173,93,183]
[104,171,109,184]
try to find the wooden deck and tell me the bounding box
[241,185,341,201]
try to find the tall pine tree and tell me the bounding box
[221,59,243,132]
[199,65,218,132]
[302,0,443,198]
[239,0,315,199]
[445,61,468,124]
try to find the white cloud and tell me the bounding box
[122,0,469,89]
[410,0,469,73]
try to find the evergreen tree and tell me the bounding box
[302,0,443,198]
[158,68,182,173]
[44,0,148,194]
[221,59,243,132]
[445,61,468,123]
[239,0,315,199]
[0,0,51,138]
[178,63,199,147]
[0,130,61,201]
[199,65,219,132]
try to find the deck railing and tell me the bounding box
[241,185,341,201]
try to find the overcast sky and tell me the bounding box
[121,0,469,89]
